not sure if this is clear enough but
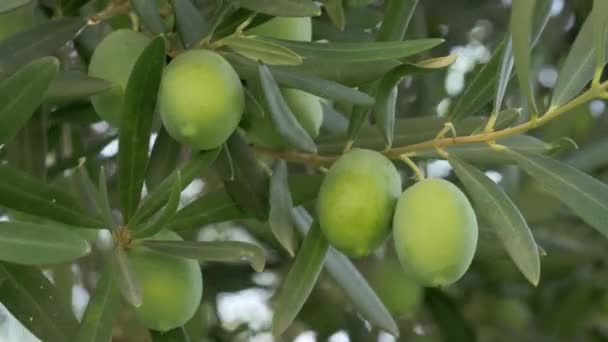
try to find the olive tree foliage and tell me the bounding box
[0,0,608,341]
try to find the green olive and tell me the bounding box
[367,259,423,319]
[127,230,202,332]
[88,29,151,126]
[393,178,478,287]
[248,17,312,42]
[317,149,401,257]
[158,49,244,150]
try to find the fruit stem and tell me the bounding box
[399,155,425,181]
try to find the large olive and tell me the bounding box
[393,178,478,287]
[158,50,244,150]
[128,231,203,332]
[88,30,151,126]
[317,149,401,257]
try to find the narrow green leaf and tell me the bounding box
[425,288,476,342]
[130,0,165,34]
[0,165,103,227]
[74,269,121,342]
[510,0,538,115]
[508,150,608,238]
[227,54,376,105]
[376,0,417,42]
[98,167,116,230]
[593,0,608,71]
[292,207,399,336]
[6,109,47,179]
[45,71,112,104]
[258,63,317,152]
[563,137,608,172]
[261,38,443,62]
[0,18,86,72]
[229,0,321,17]
[170,190,245,231]
[171,0,208,48]
[112,248,142,308]
[0,57,59,145]
[74,162,105,221]
[133,172,181,238]
[551,13,608,107]
[60,0,91,15]
[224,36,303,66]
[0,263,78,342]
[141,240,266,272]
[494,38,514,114]
[146,127,182,191]
[272,219,329,336]
[269,161,298,257]
[118,36,166,222]
[216,132,270,219]
[131,148,220,225]
[0,222,91,265]
[449,156,540,285]
[322,0,345,31]
[0,0,32,13]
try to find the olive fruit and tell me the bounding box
[245,88,323,149]
[393,178,478,287]
[127,230,202,331]
[248,17,312,42]
[317,149,401,257]
[368,259,423,319]
[88,29,151,126]
[158,50,244,150]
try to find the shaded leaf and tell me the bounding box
[0,18,86,72]
[170,190,245,231]
[425,288,476,342]
[592,0,608,71]
[6,109,47,179]
[292,207,399,336]
[216,132,270,219]
[45,71,112,104]
[131,148,220,225]
[141,240,265,272]
[272,219,328,336]
[376,0,417,42]
[98,167,116,230]
[60,0,91,15]
[224,36,302,65]
[0,57,58,145]
[0,263,78,341]
[171,0,208,48]
[449,156,540,285]
[130,0,165,34]
[508,150,608,238]
[133,172,181,238]
[322,0,345,31]
[563,137,608,172]
[0,164,103,227]
[74,269,121,342]
[258,63,317,152]
[511,0,538,115]
[0,222,91,265]
[118,36,166,222]
[0,0,32,13]
[229,0,321,17]
[262,38,443,62]
[269,161,298,257]
[146,127,182,191]
[111,248,142,307]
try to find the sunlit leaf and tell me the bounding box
[508,150,608,238]
[272,219,328,336]
[130,0,165,34]
[150,328,191,342]
[0,57,58,145]
[228,0,321,17]
[171,0,208,48]
[449,156,540,285]
[592,0,608,71]
[141,240,266,272]
[224,36,303,65]
[118,36,166,222]
[269,161,298,257]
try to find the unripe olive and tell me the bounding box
[317,149,401,257]
[245,88,323,149]
[393,178,478,287]
[248,17,312,42]
[88,29,151,126]
[158,50,244,150]
[128,231,203,332]
[368,259,423,319]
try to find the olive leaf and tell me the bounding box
[269,160,298,257]
[510,0,538,115]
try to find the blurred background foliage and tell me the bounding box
[1,0,608,341]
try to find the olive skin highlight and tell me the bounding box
[127,231,203,332]
[158,50,244,150]
[393,178,478,287]
[88,29,151,126]
[317,149,401,257]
